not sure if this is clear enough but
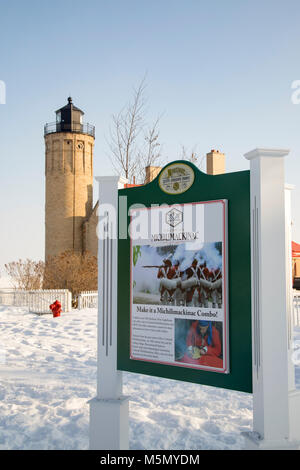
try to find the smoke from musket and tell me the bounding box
[133,242,222,294]
[133,245,162,294]
[172,242,222,271]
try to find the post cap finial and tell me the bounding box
[244,148,290,160]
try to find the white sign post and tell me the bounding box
[285,184,296,392]
[89,175,129,450]
[243,148,300,450]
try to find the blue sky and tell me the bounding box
[0,0,300,270]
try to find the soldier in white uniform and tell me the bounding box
[172,259,184,305]
[197,262,210,308]
[211,267,222,308]
[157,256,181,303]
[183,259,199,307]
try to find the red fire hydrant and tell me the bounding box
[49,300,62,318]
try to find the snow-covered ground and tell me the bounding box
[0,306,299,450]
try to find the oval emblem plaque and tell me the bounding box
[158,162,195,195]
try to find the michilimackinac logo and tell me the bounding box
[165,208,183,227]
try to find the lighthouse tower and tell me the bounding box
[44,97,95,259]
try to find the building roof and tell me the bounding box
[292,241,300,257]
[55,97,84,115]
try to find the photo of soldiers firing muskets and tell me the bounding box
[132,242,223,308]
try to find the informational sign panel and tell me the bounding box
[130,201,229,373]
[117,161,252,393]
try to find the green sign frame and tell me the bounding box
[117,161,252,393]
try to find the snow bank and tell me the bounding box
[0,306,298,450]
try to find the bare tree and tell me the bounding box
[108,78,163,183]
[108,77,210,182]
[180,144,205,170]
[44,250,97,296]
[108,78,146,183]
[4,259,44,290]
[136,116,162,182]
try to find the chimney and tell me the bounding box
[145,165,162,184]
[206,149,225,175]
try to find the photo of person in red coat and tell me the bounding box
[175,320,223,369]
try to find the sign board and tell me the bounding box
[118,161,252,393]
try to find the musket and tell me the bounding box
[142,265,164,268]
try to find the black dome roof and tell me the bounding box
[55,97,84,115]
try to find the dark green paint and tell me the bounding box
[117,161,252,393]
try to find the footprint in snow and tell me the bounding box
[202,421,221,435]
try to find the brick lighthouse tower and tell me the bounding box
[44,97,95,259]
